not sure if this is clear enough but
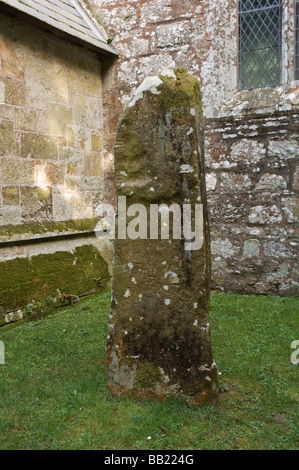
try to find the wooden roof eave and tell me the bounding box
[0,0,118,57]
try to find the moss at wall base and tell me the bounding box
[0,218,99,238]
[0,245,110,316]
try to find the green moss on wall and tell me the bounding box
[0,218,99,238]
[157,68,202,113]
[0,245,109,314]
[134,362,163,390]
[33,187,52,203]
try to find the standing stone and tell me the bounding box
[107,68,218,405]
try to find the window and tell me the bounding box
[296,0,299,80]
[238,0,283,90]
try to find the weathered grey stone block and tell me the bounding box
[156,22,191,49]
[5,310,23,324]
[268,140,299,160]
[256,174,287,190]
[243,239,260,258]
[248,205,283,225]
[281,198,299,223]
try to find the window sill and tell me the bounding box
[290,80,299,91]
[217,84,299,118]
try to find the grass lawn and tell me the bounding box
[0,291,298,450]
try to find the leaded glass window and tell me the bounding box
[238,0,282,90]
[296,0,299,80]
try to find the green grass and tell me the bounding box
[0,291,298,450]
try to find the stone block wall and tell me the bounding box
[88,0,214,158]
[0,1,297,303]
[85,0,299,297]
[0,12,105,228]
[205,109,299,296]
[0,11,112,320]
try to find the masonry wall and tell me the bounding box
[0,11,105,226]
[0,0,297,310]
[205,108,299,297]
[0,11,111,321]
[86,0,299,297]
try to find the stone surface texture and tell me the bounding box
[0,11,112,317]
[0,11,105,229]
[84,0,299,298]
[0,0,298,302]
[107,69,218,404]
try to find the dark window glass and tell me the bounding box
[239,0,282,90]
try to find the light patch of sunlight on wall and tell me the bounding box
[35,164,48,190]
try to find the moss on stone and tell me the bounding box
[0,314,6,327]
[0,319,26,331]
[0,218,99,238]
[0,245,109,313]
[33,187,52,203]
[157,68,202,114]
[134,362,163,389]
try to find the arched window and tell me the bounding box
[238,0,283,90]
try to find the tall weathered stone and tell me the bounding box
[107,69,218,404]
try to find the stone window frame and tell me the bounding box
[279,0,297,87]
[237,0,298,89]
[296,0,299,79]
[208,0,299,118]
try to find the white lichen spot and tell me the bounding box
[193,319,198,327]
[179,164,194,174]
[165,299,170,305]
[128,263,134,270]
[163,285,169,291]
[164,271,178,283]
[159,366,170,384]
[194,302,198,309]
[199,364,211,372]
[150,187,155,192]
[161,68,176,79]
[190,108,195,116]
[124,288,131,298]
[138,294,142,301]
[131,277,137,284]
